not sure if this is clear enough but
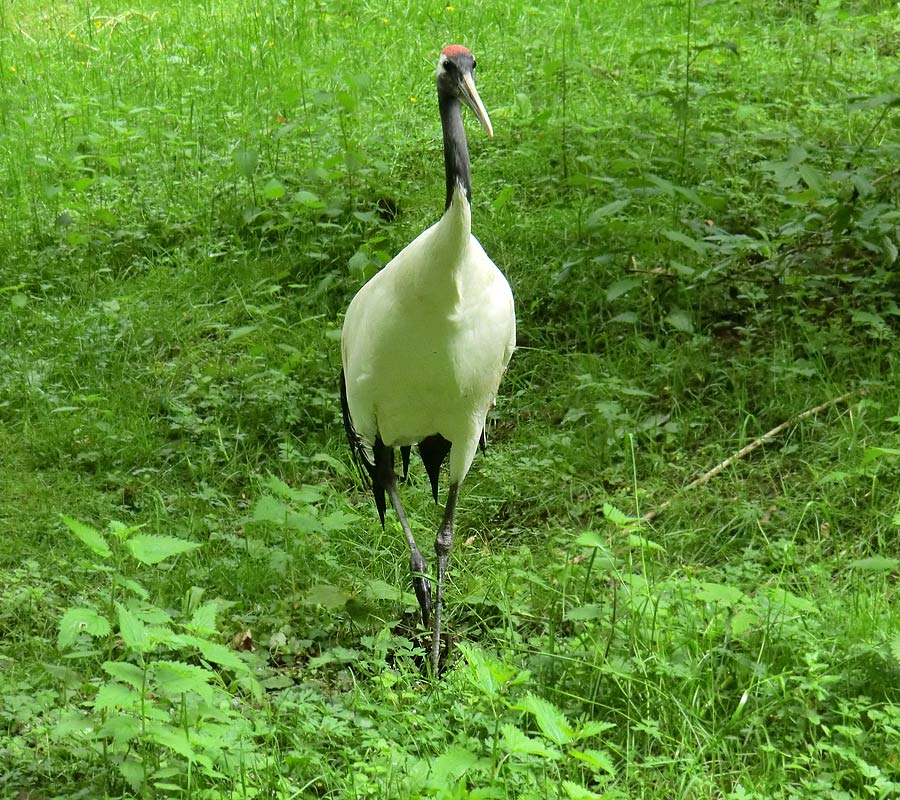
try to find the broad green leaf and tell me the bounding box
[233,147,258,178]
[818,470,851,483]
[126,534,200,565]
[42,662,82,688]
[426,746,480,788]
[461,643,498,697]
[292,189,323,207]
[308,646,360,669]
[586,199,629,228]
[262,177,285,200]
[846,93,900,111]
[569,747,617,776]
[765,588,819,614]
[626,533,664,551]
[58,607,111,649]
[365,578,406,601]
[606,276,641,301]
[663,229,712,254]
[849,556,900,571]
[103,661,146,691]
[500,724,562,759]
[602,503,635,528]
[565,604,605,621]
[182,635,248,672]
[797,163,825,195]
[94,682,141,711]
[116,603,148,653]
[107,520,142,541]
[731,610,757,636]
[562,407,588,425]
[562,781,605,799]
[348,249,371,278]
[132,602,173,625]
[310,451,350,475]
[649,175,709,208]
[227,324,258,341]
[188,601,219,634]
[575,530,608,548]
[249,494,291,523]
[576,720,616,739]
[492,184,515,211]
[50,709,94,740]
[852,311,888,331]
[889,634,900,665]
[320,509,359,531]
[148,625,186,649]
[116,576,149,600]
[153,660,216,698]
[863,447,900,464]
[61,515,111,558]
[665,308,694,333]
[249,494,320,532]
[695,582,747,607]
[694,40,739,57]
[516,693,574,745]
[99,715,141,746]
[119,756,145,793]
[145,720,200,761]
[303,584,350,609]
[459,643,522,698]
[262,475,322,504]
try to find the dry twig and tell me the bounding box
[642,390,860,523]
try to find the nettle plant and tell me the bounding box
[51,516,266,795]
[440,645,618,800]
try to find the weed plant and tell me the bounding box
[1,0,899,797]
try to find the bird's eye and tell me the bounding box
[442,60,451,71]
[472,59,477,70]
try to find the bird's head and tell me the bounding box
[436,45,493,138]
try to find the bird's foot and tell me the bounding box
[410,552,433,629]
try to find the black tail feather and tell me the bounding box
[400,445,411,480]
[418,434,452,503]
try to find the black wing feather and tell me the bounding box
[340,368,387,526]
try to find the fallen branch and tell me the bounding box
[642,389,860,523]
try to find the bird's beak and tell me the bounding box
[459,71,494,138]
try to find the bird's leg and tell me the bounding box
[385,479,432,627]
[431,482,459,673]
[374,442,432,626]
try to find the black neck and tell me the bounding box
[439,94,471,211]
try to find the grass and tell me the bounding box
[2,0,900,797]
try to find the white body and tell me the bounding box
[342,185,516,486]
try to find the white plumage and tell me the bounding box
[342,188,515,481]
[340,45,515,672]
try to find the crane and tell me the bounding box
[340,45,516,672]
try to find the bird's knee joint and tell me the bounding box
[434,527,453,558]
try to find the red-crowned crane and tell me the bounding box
[340,45,516,673]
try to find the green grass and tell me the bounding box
[2,0,900,797]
